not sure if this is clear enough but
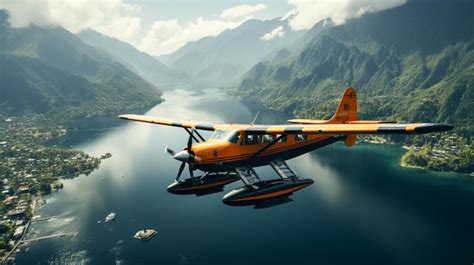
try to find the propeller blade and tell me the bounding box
[165,145,176,156]
[176,162,186,181]
[188,164,194,179]
[187,129,193,152]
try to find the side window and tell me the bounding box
[262,134,275,144]
[276,134,287,142]
[244,134,259,145]
[295,133,308,141]
[228,132,241,144]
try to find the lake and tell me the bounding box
[15,89,474,265]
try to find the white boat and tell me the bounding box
[134,228,157,240]
[105,212,116,223]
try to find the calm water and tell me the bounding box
[16,89,474,265]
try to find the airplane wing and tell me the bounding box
[243,123,454,135]
[119,114,217,131]
[120,114,453,135]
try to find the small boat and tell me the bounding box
[101,153,112,159]
[105,212,116,223]
[134,228,157,241]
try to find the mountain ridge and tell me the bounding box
[0,10,162,119]
[159,18,308,88]
[77,29,188,90]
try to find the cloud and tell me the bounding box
[260,26,285,41]
[281,8,298,21]
[220,4,266,20]
[286,0,407,30]
[0,0,141,43]
[141,17,244,56]
[140,3,267,56]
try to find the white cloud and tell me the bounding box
[0,0,141,43]
[281,8,298,21]
[260,25,285,41]
[141,17,245,56]
[220,4,266,20]
[141,3,269,56]
[286,0,407,30]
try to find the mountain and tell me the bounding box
[0,10,162,119]
[238,0,474,136]
[159,18,307,88]
[77,30,188,90]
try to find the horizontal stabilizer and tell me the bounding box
[346,120,397,124]
[287,119,328,124]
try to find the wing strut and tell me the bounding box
[194,130,206,142]
[184,128,201,143]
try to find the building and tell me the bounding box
[2,195,17,205]
[18,185,30,193]
[13,226,25,239]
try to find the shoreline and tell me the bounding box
[1,196,40,264]
[360,136,472,175]
[358,139,472,175]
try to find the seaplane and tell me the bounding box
[119,87,453,207]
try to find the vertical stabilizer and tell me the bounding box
[329,87,358,124]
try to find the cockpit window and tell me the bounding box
[262,134,275,143]
[244,134,259,145]
[295,133,308,141]
[210,130,241,144]
[228,131,241,144]
[210,130,231,140]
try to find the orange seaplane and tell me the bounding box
[120,87,453,207]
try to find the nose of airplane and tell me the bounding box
[173,150,193,162]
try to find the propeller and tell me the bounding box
[165,145,176,156]
[166,129,201,182]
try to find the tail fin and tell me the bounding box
[328,87,358,124]
[330,87,357,147]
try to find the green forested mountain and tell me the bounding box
[0,10,162,119]
[238,0,474,136]
[77,29,188,90]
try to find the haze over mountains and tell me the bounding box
[238,0,474,135]
[0,10,162,119]
[77,30,188,90]
[159,18,331,87]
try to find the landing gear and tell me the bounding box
[223,160,314,207]
[166,171,240,196]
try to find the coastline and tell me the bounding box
[0,114,106,264]
[1,196,40,264]
[359,137,472,175]
[0,165,99,264]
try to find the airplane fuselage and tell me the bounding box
[191,130,345,172]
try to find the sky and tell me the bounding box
[0,0,406,56]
